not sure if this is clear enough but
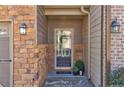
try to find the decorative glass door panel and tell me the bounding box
[55,29,72,69]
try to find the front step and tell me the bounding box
[44,76,93,87]
[56,71,72,74]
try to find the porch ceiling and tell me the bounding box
[44,5,90,15]
[47,15,84,20]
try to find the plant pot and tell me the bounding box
[73,71,79,75]
[79,70,83,76]
[79,70,85,76]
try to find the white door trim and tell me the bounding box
[54,28,74,70]
[10,20,13,87]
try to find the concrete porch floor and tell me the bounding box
[43,72,94,87]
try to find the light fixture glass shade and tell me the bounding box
[112,19,121,33]
[20,27,26,35]
[19,23,27,35]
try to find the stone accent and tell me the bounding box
[14,44,48,87]
[111,6,124,71]
[33,45,48,86]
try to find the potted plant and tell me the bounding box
[72,65,79,75]
[72,60,85,76]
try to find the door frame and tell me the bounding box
[0,19,13,87]
[54,28,74,70]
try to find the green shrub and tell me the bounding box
[109,67,124,87]
[73,66,79,72]
[75,60,85,71]
[72,59,85,75]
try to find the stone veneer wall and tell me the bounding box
[34,45,47,86]
[0,5,47,87]
[111,6,124,71]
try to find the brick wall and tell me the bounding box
[0,5,47,87]
[7,6,36,87]
[47,44,54,71]
[111,6,124,71]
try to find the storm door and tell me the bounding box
[55,29,73,70]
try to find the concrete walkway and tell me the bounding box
[44,73,94,87]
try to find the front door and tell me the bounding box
[0,21,12,87]
[55,29,73,70]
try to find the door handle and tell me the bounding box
[0,59,12,62]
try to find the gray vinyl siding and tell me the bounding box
[37,6,48,44]
[90,5,102,86]
[82,16,89,76]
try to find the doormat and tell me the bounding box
[56,71,72,74]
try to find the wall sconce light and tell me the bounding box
[19,23,27,35]
[111,18,121,33]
